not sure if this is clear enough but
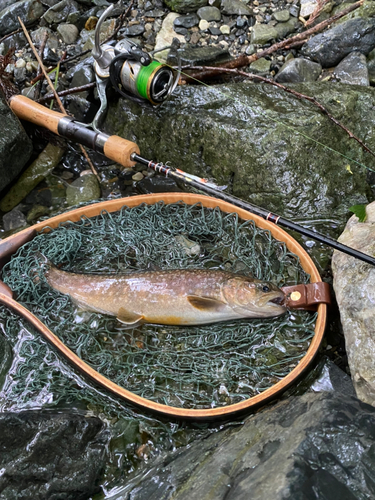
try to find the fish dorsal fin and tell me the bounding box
[117,307,144,325]
[187,295,226,311]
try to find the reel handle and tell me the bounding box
[9,95,140,167]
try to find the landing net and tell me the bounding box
[1,202,316,410]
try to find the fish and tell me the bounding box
[42,260,286,326]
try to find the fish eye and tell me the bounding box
[262,285,270,292]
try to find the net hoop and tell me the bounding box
[0,193,326,420]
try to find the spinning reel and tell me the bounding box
[90,2,179,130]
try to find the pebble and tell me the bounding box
[220,25,231,34]
[199,19,210,30]
[132,172,144,181]
[197,6,221,22]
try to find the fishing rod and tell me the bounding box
[8,94,375,267]
[131,153,375,267]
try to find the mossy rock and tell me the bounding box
[104,82,375,224]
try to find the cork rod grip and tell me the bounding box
[9,95,67,134]
[103,135,140,167]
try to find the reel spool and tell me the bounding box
[92,3,178,108]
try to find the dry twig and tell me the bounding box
[18,17,100,182]
[182,0,364,83]
[0,48,18,100]
[183,65,375,161]
[305,0,332,27]
[37,82,97,103]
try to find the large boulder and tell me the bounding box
[0,93,33,194]
[104,82,375,222]
[0,411,108,500]
[332,200,375,407]
[112,390,375,500]
[301,18,375,67]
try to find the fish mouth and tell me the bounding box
[269,295,284,305]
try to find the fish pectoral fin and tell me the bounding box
[117,308,144,325]
[187,295,226,311]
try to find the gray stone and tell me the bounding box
[154,13,188,61]
[300,0,317,18]
[0,0,15,10]
[31,26,59,49]
[332,200,375,407]
[111,391,375,500]
[0,411,107,500]
[173,13,199,28]
[250,23,278,44]
[249,57,271,74]
[273,9,290,22]
[57,23,79,44]
[2,209,26,232]
[0,333,12,391]
[164,0,207,14]
[333,51,369,86]
[0,94,32,194]
[104,82,375,222]
[43,0,80,24]
[221,0,252,16]
[301,18,375,68]
[167,45,231,65]
[197,5,221,21]
[276,57,322,83]
[66,173,101,206]
[0,0,44,36]
[368,47,375,84]
[274,18,298,39]
[122,24,145,36]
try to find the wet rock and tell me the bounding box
[136,175,181,194]
[273,9,290,22]
[154,13,186,61]
[332,201,375,407]
[301,18,375,68]
[0,411,107,500]
[2,209,27,232]
[67,94,95,122]
[333,51,369,86]
[197,5,221,21]
[221,0,252,16]
[123,24,145,36]
[26,204,51,222]
[43,0,80,25]
[250,23,277,44]
[69,63,95,95]
[275,57,322,83]
[0,0,44,36]
[173,13,199,28]
[31,26,59,49]
[105,82,374,222]
[57,23,79,44]
[274,17,298,39]
[132,171,144,181]
[164,0,207,14]
[167,44,231,65]
[0,93,32,195]
[249,57,271,74]
[66,172,101,206]
[0,143,64,213]
[116,391,375,500]
[368,48,375,85]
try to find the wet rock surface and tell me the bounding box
[0,93,32,194]
[113,390,375,500]
[0,411,108,500]
[332,201,375,408]
[105,81,374,222]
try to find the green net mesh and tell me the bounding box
[1,201,316,411]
